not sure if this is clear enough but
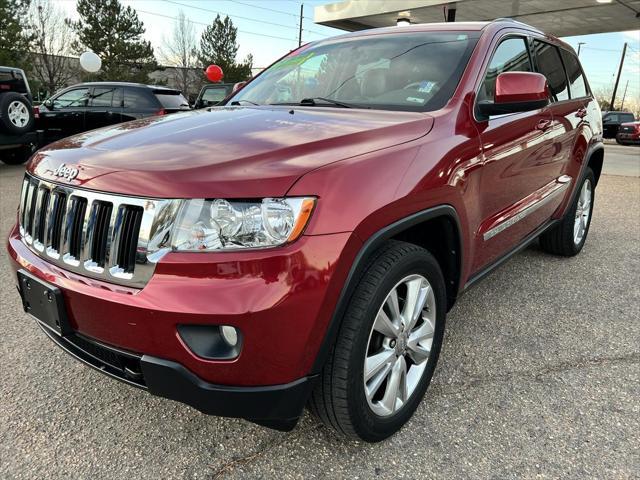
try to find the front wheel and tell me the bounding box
[540,167,595,256]
[309,240,446,442]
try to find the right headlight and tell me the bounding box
[170,197,316,251]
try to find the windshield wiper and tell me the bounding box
[230,99,259,106]
[299,97,354,108]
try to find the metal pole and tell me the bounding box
[620,80,629,111]
[610,42,627,110]
[298,4,303,47]
[577,42,585,56]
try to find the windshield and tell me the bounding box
[231,31,479,111]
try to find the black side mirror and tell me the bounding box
[44,99,54,109]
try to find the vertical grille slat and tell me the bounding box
[68,197,88,260]
[86,201,113,268]
[116,206,143,273]
[17,174,176,288]
[34,188,51,245]
[48,192,67,253]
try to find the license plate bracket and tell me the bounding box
[17,269,71,336]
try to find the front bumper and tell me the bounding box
[8,223,361,427]
[36,322,315,430]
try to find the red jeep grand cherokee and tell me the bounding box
[8,20,603,442]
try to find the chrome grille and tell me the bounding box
[19,174,182,288]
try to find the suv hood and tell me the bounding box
[29,106,433,198]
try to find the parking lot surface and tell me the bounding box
[1,147,638,479]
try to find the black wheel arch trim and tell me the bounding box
[310,204,463,374]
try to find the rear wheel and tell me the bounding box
[540,167,595,256]
[309,240,446,442]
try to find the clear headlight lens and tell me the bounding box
[170,197,315,251]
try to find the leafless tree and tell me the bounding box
[29,0,78,97]
[160,11,203,100]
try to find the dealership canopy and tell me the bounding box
[314,0,640,37]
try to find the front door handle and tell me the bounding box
[536,119,552,131]
[576,108,588,118]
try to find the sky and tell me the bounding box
[52,0,640,105]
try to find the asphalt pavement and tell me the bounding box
[0,145,638,479]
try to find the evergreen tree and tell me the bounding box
[199,15,253,83]
[0,0,34,69]
[67,0,157,82]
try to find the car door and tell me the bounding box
[41,87,90,141]
[602,113,618,138]
[473,35,558,272]
[85,86,122,130]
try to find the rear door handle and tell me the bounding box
[576,108,588,118]
[536,119,552,131]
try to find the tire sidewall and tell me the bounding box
[345,249,447,441]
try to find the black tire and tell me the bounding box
[309,240,447,442]
[539,167,595,256]
[0,92,35,134]
[0,144,35,165]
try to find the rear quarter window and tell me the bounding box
[124,88,157,109]
[619,113,635,123]
[559,49,589,98]
[154,91,190,109]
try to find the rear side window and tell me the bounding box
[479,37,532,102]
[124,88,156,109]
[560,49,588,98]
[90,87,116,107]
[53,88,90,109]
[154,91,189,108]
[532,41,569,102]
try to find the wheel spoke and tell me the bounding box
[364,348,395,381]
[403,278,429,330]
[386,288,401,320]
[373,309,400,338]
[365,361,392,401]
[380,356,406,413]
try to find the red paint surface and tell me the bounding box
[8,21,603,386]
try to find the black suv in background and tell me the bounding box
[0,66,40,164]
[38,82,190,143]
[602,111,636,138]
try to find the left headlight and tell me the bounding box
[170,197,316,251]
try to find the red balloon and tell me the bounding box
[205,65,224,82]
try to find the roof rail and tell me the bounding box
[491,17,541,31]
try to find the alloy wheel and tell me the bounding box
[574,179,592,245]
[363,274,436,417]
[8,101,30,128]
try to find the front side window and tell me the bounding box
[559,49,588,99]
[53,88,90,109]
[478,37,532,103]
[532,41,569,102]
[231,31,480,112]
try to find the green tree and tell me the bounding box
[0,0,34,69]
[199,15,253,83]
[67,0,157,83]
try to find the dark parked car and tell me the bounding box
[193,83,234,108]
[616,121,640,145]
[9,20,604,442]
[0,66,40,164]
[37,82,190,143]
[602,110,635,138]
